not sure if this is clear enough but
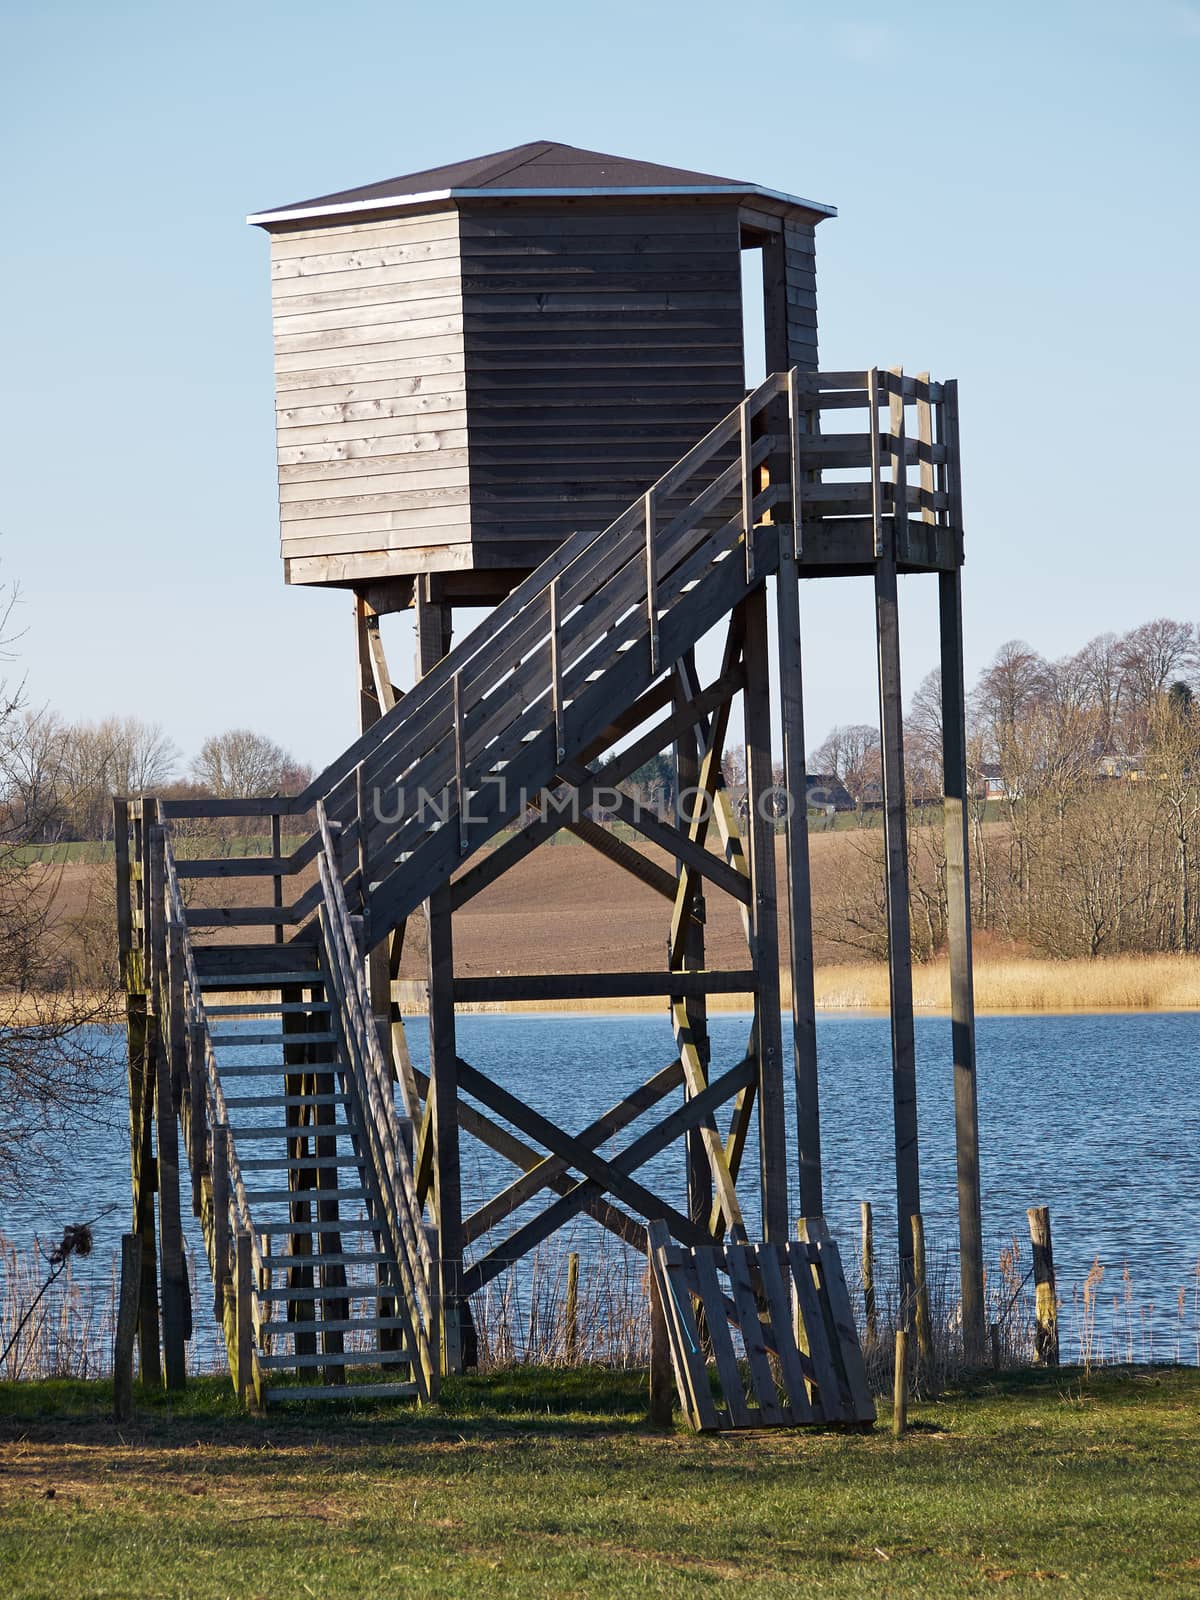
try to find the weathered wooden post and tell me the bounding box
[1027,1206,1059,1366]
[911,1212,934,1388]
[861,1201,877,1343]
[235,1230,253,1402]
[871,370,923,1318]
[892,1327,908,1438]
[565,1251,580,1365]
[113,1233,141,1423]
[648,1248,674,1428]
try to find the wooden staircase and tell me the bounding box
[116,367,962,1407]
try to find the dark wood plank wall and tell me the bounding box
[783,220,819,370]
[268,209,471,585]
[457,201,747,565]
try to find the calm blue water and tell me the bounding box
[3,1011,1198,1365]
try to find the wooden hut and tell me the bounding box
[249,140,835,602]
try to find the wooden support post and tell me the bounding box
[892,1327,908,1438]
[672,656,712,1235]
[153,1004,188,1391]
[565,1251,580,1364]
[212,1124,230,1318]
[940,558,986,1364]
[871,368,922,1320]
[740,585,788,1241]
[648,1244,674,1427]
[861,1201,877,1344]
[775,530,822,1219]
[113,1233,141,1423]
[126,992,160,1389]
[1027,1206,1059,1366]
[416,581,465,1375]
[281,986,315,1363]
[911,1212,934,1390]
[271,812,284,945]
[235,1230,254,1403]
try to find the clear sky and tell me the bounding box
[2,0,1197,773]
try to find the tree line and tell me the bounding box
[812,616,1200,961]
[0,714,312,844]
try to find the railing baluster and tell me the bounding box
[787,367,806,561]
[868,368,884,559]
[644,489,659,678]
[889,366,908,555]
[549,576,565,762]
[452,670,469,855]
[740,399,755,583]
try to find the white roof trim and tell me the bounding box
[247,184,837,227]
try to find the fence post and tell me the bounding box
[565,1251,580,1365]
[911,1212,934,1391]
[892,1327,908,1438]
[212,1125,230,1319]
[113,1234,141,1422]
[648,1252,673,1427]
[1027,1206,1059,1366]
[235,1231,253,1403]
[861,1201,876,1343]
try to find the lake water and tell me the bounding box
[3,1011,1198,1369]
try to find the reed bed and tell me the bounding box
[5,1223,1198,1389]
[814,953,1200,1014]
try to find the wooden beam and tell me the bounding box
[463,1059,685,1244]
[460,1055,756,1296]
[415,581,463,1375]
[740,585,789,1242]
[452,970,757,1003]
[775,522,823,1219]
[940,557,985,1362]
[873,368,922,1316]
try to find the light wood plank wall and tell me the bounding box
[456,201,746,566]
[269,208,470,582]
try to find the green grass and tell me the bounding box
[2,1365,1199,1597]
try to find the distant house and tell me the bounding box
[969,761,1008,800]
[805,773,854,813]
[1094,752,1145,782]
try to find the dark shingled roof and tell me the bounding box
[248,140,835,226]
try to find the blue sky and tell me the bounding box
[2,0,1197,771]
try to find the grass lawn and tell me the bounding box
[1,1365,1197,1598]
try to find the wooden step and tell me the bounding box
[224,1092,351,1110]
[258,1346,413,1371]
[258,1281,393,1302]
[260,1220,372,1236]
[262,1315,410,1338]
[211,1031,338,1047]
[229,1124,359,1141]
[265,1381,418,1403]
[214,1061,337,1077]
[244,1186,370,1204]
[262,1251,388,1269]
[238,1155,361,1172]
[206,1002,332,1017]
[200,971,325,990]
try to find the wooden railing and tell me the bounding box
[314,803,439,1399]
[145,366,961,954]
[116,365,963,1397]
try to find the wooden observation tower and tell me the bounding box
[115,141,984,1419]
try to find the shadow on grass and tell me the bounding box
[2,1362,1194,1455]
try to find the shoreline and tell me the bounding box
[6,953,1199,1023]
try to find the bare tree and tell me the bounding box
[809,723,881,808]
[1117,618,1197,739]
[191,728,301,798]
[0,585,115,1198]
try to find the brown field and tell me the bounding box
[18,833,1200,1017]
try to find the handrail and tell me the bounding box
[315,801,439,1399]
